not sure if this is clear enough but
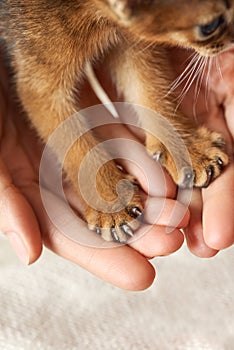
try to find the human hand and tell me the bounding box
[0,50,190,290]
[169,47,234,257]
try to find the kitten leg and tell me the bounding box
[13,56,142,242]
[107,44,229,188]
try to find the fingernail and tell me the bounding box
[6,232,29,265]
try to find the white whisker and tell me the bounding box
[174,55,203,110]
[167,52,200,95]
[193,57,208,119]
[216,56,224,81]
[205,57,212,111]
[182,50,198,66]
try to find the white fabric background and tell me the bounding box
[0,235,233,350]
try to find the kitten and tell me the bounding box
[0,0,231,242]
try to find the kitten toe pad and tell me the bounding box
[86,202,143,243]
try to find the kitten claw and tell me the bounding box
[152,151,162,162]
[111,227,120,242]
[204,165,214,188]
[120,224,134,238]
[129,206,142,218]
[216,157,224,170]
[88,225,102,235]
[130,178,140,186]
[179,167,194,189]
[95,227,102,235]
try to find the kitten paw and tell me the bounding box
[84,176,143,242]
[186,128,229,187]
[149,127,229,188]
[86,205,142,243]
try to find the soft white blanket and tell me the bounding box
[0,235,233,350]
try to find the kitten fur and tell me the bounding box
[0,0,231,242]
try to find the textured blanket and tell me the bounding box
[0,235,233,350]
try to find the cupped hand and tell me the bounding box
[0,50,189,290]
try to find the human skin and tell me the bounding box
[168,47,234,256]
[0,47,233,291]
[0,48,188,291]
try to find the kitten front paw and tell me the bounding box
[185,127,229,188]
[147,127,229,188]
[86,204,142,243]
[84,173,143,243]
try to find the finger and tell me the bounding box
[118,152,176,199]
[65,186,186,259]
[184,189,218,258]
[0,158,42,264]
[199,102,234,250]
[129,225,184,259]
[224,96,234,142]
[23,185,156,291]
[225,100,234,139]
[131,196,189,257]
[202,163,234,250]
[143,197,190,228]
[203,104,233,155]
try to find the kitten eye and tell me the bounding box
[199,15,226,37]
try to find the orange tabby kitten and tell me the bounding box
[0,0,231,242]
